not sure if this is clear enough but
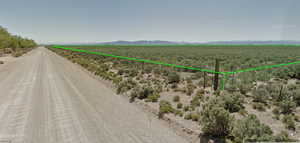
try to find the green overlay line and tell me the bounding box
[232,61,300,73]
[51,45,300,76]
[52,45,224,74]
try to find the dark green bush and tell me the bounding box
[174,110,183,117]
[279,98,296,114]
[282,114,296,130]
[200,97,234,137]
[158,100,174,118]
[191,113,200,121]
[183,105,190,112]
[220,92,244,113]
[231,114,273,143]
[137,86,155,100]
[173,95,180,102]
[184,113,192,120]
[177,103,183,109]
[117,79,137,94]
[130,87,140,102]
[145,94,160,102]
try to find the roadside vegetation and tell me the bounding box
[48,45,300,142]
[0,26,37,58]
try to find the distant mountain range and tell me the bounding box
[100,40,189,45]
[53,40,300,45]
[203,41,300,45]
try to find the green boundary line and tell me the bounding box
[51,45,300,90]
[52,45,224,74]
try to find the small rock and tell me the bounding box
[0,61,4,64]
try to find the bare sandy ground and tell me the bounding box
[0,55,16,64]
[0,47,188,143]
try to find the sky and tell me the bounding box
[0,0,299,44]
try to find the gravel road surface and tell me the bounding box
[0,47,188,143]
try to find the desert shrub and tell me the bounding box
[252,102,266,111]
[143,66,152,74]
[174,87,185,93]
[173,95,180,102]
[279,98,296,114]
[128,69,138,77]
[117,82,131,94]
[238,82,252,95]
[191,113,200,121]
[190,95,201,108]
[293,89,300,106]
[189,105,196,111]
[273,114,280,120]
[12,51,22,57]
[220,92,244,113]
[294,114,300,122]
[158,100,174,118]
[287,84,297,90]
[137,86,155,100]
[76,58,90,68]
[186,83,196,96]
[99,64,109,72]
[274,131,295,142]
[282,114,296,130]
[183,105,190,112]
[145,94,160,102]
[272,107,280,115]
[174,110,183,117]
[200,97,234,137]
[112,76,122,85]
[252,86,269,103]
[170,83,178,89]
[153,67,161,75]
[130,87,140,102]
[117,80,135,94]
[238,109,248,116]
[231,114,273,143]
[177,103,183,109]
[270,85,289,103]
[167,72,180,84]
[0,61,3,64]
[184,113,192,120]
[196,89,205,95]
[117,69,125,75]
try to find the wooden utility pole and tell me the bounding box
[213,59,220,91]
[203,72,207,89]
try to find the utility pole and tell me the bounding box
[213,59,220,91]
[203,71,207,89]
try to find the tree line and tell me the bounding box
[0,26,37,55]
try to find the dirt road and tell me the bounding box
[0,47,188,143]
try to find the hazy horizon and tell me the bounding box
[1,0,299,44]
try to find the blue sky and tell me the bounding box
[0,0,299,43]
